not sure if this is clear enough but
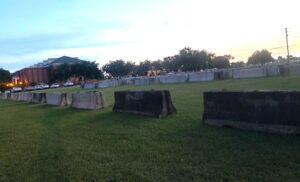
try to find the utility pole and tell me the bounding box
[285,27,290,63]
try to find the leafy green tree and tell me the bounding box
[135,60,151,76]
[51,63,71,82]
[0,68,11,83]
[247,49,275,65]
[71,61,103,80]
[102,60,135,77]
[209,56,231,69]
[231,61,246,68]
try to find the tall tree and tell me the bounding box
[102,60,135,77]
[210,56,231,69]
[247,49,274,65]
[0,68,11,83]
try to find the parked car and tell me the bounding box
[25,86,34,91]
[34,85,42,90]
[50,83,60,88]
[5,90,11,94]
[12,87,22,92]
[41,84,49,89]
[63,81,74,87]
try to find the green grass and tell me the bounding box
[1,76,300,182]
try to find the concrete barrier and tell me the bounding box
[113,90,177,118]
[134,77,150,86]
[84,82,97,89]
[214,69,232,80]
[288,63,300,76]
[19,92,33,102]
[188,71,214,82]
[232,67,266,79]
[31,93,46,103]
[71,91,107,109]
[46,92,69,106]
[10,93,20,101]
[159,74,188,84]
[266,65,280,77]
[203,91,300,134]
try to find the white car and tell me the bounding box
[5,90,11,94]
[34,85,42,90]
[50,83,60,88]
[42,84,49,89]
[63,81,74,87]
[12,87,22,92]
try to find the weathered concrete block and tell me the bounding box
[232,67,266,79]
[71,91,107,109]
[159,74,188,84]
[203,91,300,134]
[19,92,33,102]
[188,71,214,82]
[288,63,300,76]
[0,93,4,100]
[46,92,69,106]
[113,90,177,118]
[10,93,20,101]
[134,77,150,86]
[84,82,97,89]
[31,93,46,103]
[266,65,280,77]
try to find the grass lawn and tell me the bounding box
[0,76,300,182]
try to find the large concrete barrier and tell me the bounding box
[214,69,232,80]
[71,91,107,109]
[31,93,46,103]
[266,65,280,77]
[19,92,33,102]
[288,63,300,76]
[113,90,177,118]
[84,82,97,89]
[232,67,266,79]
[159,74,188,84]
[134,77,150,86]
[46,92,69,106]
[188,71,214,82]
[203,91,300,134]
[10,93,20,101]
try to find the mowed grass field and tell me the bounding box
[0,76,300,182]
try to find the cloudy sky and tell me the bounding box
[1,0,300,72]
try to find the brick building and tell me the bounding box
[12,56,83,85]
[12,67,52,85]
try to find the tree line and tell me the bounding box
[0,47,279,87]
[102,47,276,78]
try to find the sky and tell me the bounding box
[1,0,300,72]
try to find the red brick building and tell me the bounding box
[12,67,52,85]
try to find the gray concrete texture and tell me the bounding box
[19,92,33,102]
[71,91,107,109]
[46,92,69,106]
[31,93,46,103]
[203,91,300,134]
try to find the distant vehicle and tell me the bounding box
[25,86,34,91]
[41,84,49,89]
[34,85,42,90]
[63,81,74,87]
[12,87,22,92]
[5,90,11,94]
[50,83,60,88]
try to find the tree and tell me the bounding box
[51,63,71,82]
[71,61,104,80]
[136,60,152,76]
[210,56,231,69]
[161,48,216,72]
[0,68,11,92]
[231,61,246,68]
[247,49,275,65]
[0,68,11,83]
[102,60,135,77]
